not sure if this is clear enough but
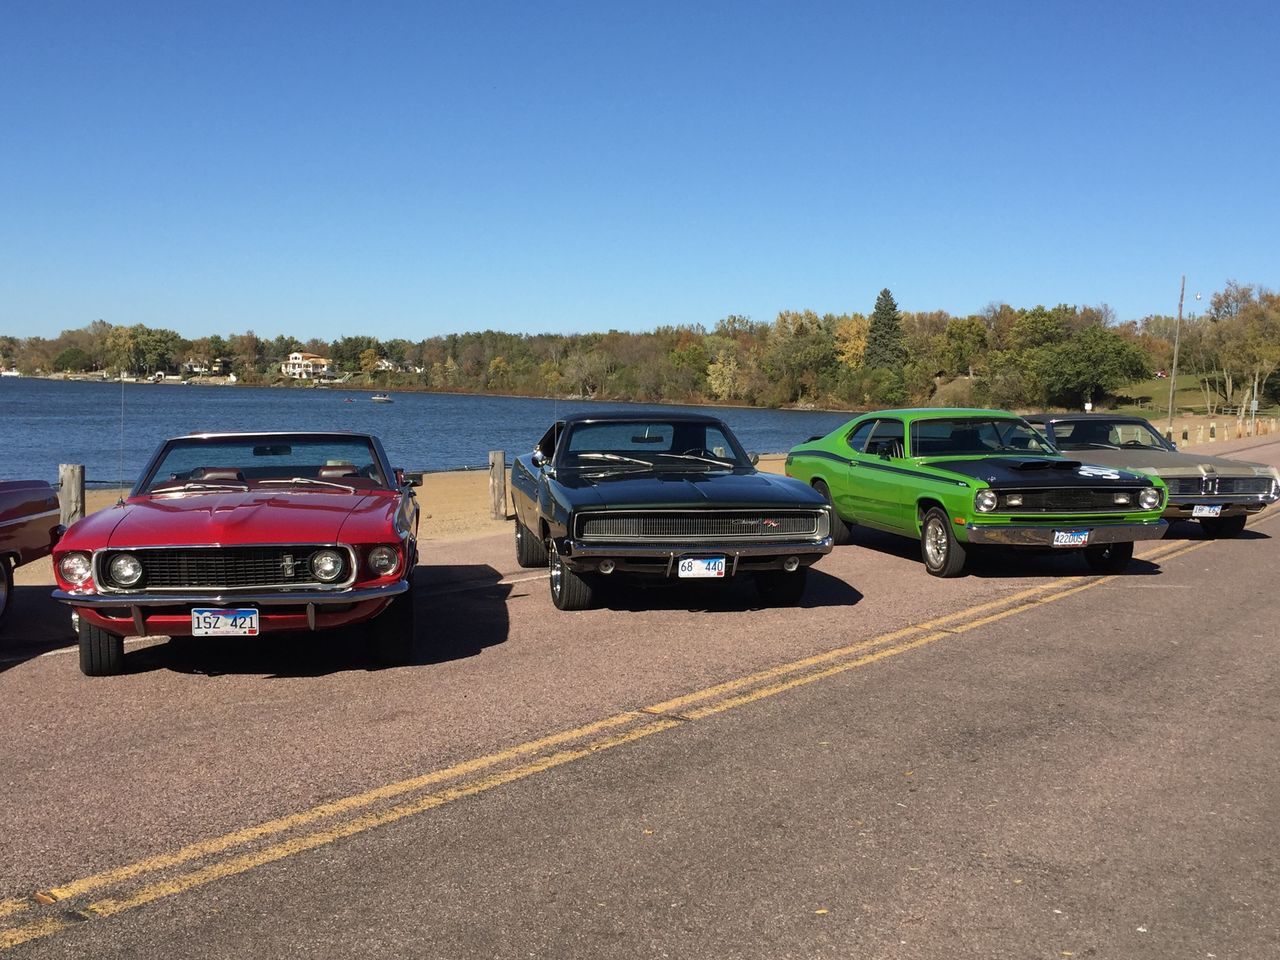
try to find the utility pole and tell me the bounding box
[1166,275,1185,437]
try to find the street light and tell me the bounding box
[1165,279,1201,438]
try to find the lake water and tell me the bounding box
[0,378,856,484]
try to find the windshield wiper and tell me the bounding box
[575,452,654,467]
[149,482,250,494]
[258,477,357,493]
[654,452,736,467]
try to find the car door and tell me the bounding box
[839,418,880,525]
[858,418,910,531]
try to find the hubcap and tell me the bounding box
[924,518,948,568]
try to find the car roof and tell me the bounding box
[854,408,1024,420]
[1022,413,1152,425]
[170,431,377,441]
[559,410,726,426]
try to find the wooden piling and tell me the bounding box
[58,463,85,527]
[488,450,507,520]
[1209,421,1216,442]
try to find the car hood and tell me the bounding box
[921,457,1155,488]
[1054,448,1278,478]
[101,491,379,547]
[555,469,824,510]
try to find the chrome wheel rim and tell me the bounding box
[549,543,562,597]
[923,518,948,568]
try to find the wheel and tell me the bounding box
[371,575,416,665]
[812,480,851,545]
[1083,540,1134,573]
[0,557,11,624]
[756,567,808,606]
[548,539,596,611]
[1199,515,1247,539]
[920,507,967,577]
[515,517,548,567]
[78,617,124,676]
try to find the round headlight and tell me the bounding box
[59,552,93,586]
[974,489,998,513]
[1139,487,1162,510]
[367,545,400,577]
[311,549,346,583]
[108,553,144,587]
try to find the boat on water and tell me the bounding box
[371,394,393,403]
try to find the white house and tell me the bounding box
[281,352,333,380]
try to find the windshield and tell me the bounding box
[1051,419,1171,451]
[561,420,750,470]
[910,417,1057,457]
[139,436,388,493]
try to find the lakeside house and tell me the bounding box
[281,352,334,380]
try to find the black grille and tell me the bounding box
[997,488,1143,513]
[577,510,822,541]
[1218,477,1272,495]
[1164,477,1202,496]
[99,546,346,591]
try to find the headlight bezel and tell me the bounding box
[59,551,93,586]
[367,545,400,578]
[973,489,998,513]
[310,548,347,583]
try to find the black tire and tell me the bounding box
[371,575,416,665]
[756,567,809,606]
[0,557,12,624]
[1199,515,1247,539]
[920,506,967,578]
[549,540,596,611]
[78,617,124,676]
[515,517,548,567]
[1083,540,1134,573]
[813,480,852,546]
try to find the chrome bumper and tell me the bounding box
[964,520,1168,547]
[52,582,408,608]
[560,537,833,574]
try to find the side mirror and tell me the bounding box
[532,449,548,469]
[395,468,422,488]
[748,451,760,466]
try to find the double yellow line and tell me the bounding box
[0,526,1262,951]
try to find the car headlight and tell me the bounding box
[1139,487,1162,510]
[367,545,400,577]
[59,552,93,586]
[974,489,998,513]
[108,553,144,587]
[310,549,346,583]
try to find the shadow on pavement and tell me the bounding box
[0,584,74,674]
[594,568,862,613]
[123,564,512,678]
[1159,519,1272,542]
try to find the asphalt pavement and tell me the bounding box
[2,438,1278,958]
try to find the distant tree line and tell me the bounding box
[2,282,1276,413]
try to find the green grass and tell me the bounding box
[1113,373,1278,419]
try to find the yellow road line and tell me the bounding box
[2,521,1260,950]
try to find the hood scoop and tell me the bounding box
[1005,458,1083,471]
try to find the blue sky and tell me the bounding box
[2,1,1277,341]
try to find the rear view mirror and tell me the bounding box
[748,451,760,465]
[253,444,292,457]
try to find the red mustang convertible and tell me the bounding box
[52,431,419,676]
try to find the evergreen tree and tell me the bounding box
[864,288,907,370]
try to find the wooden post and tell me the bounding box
[1181,424,1188,444]
[58,463,85,527]
[1209,421,1216,442]
[1196,425,1204,444]
[488,450,507,520]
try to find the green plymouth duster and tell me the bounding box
[785,408,1168,577]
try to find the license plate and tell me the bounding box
[1051,529,1090,548]
[191,608,260,636]
[1192,504,1222,518]
[677,557,726,578]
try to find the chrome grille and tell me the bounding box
[96,545,351,591]
[997,488,1143,513]
[1164,477,1202,496]
[1218,477,1272,495]
[576,510,822,541]
[1165,476,1273,497]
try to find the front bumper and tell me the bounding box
[52,582,409,636]
[1165,493,1276,518]
[559,537,834,575]
[964,519,1168,547]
